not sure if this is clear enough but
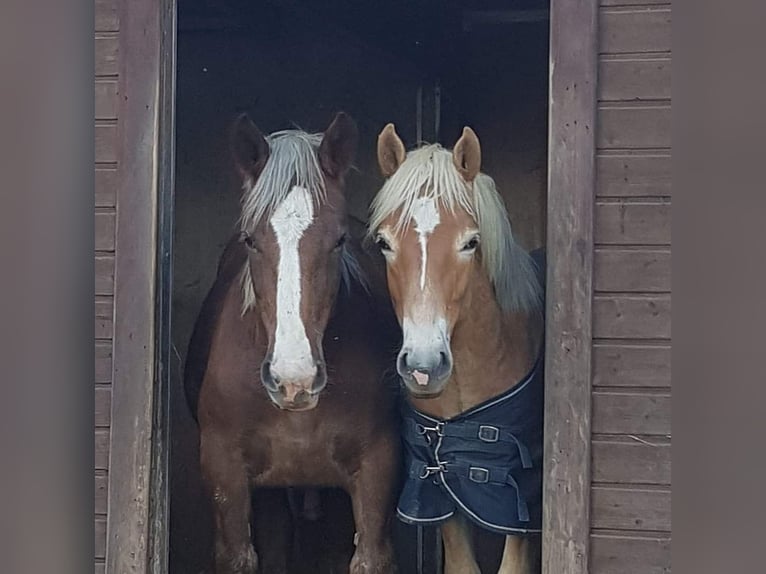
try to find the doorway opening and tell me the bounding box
[169,1,550,572]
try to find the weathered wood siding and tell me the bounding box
[592,1,671,572]
[95,1,118,572]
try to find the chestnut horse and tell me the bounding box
[184,112,401,574]
[369,124,545,574]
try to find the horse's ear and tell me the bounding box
[377,123,406,177]
[230,113,270,183]
[319,112,358,179]
[452,127,481,182]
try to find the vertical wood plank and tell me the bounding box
[106,0,161,571]
[543,1,598,572]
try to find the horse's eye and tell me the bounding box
[375,236,392,252]
[242,233,260,252]
[461,236,480,252]
[333,233,348,251]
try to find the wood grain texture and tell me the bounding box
[96,0,118,32]
[599,7,671,54]
[96,516,107,559]
[95,35,118,76]
[95,429,110,470]
[591,533,671,574]
[95,386,112,427]
[598,105,671,149]
[94,10,117,566]
[595,202,671,245]
[593,295,671,339]
[599,56,671,101]
[95,80,119,120]
[95,122,118,163]
[591,486,671,531]
[597,153,671,197]
[594,248,670,292]
[592,437,671,484]
[592,5,672,572]
[107,0,161,571]
[543,1,598,572]
[96,472,108,514]
[95,167,117,208]
[600,0,670,5]
[95,341,113,383]
[95,210,115,252]
[593,391,671,435]
[593,343,671,387]
[95,254,115,295]
[95,297,113,340]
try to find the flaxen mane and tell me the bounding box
[369,144,542,314]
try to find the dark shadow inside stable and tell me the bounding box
[169,1,550,572]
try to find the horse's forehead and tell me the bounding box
[412,197,440,235]
[270,186,314,233]
[396,202,474,241]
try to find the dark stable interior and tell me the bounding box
[170,1,549,572]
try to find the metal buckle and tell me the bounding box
[468,467,490,484]
[419,462,447,479]
[478,425,499,443]
[419,422,445,436]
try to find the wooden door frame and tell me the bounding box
[106,0,176,572]
[104,0,597,572]
[542,0,597,572]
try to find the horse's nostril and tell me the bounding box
[260,360,279,391]
[439,352,448,366]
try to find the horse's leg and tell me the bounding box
[441,515,481,574]
[252,488,292,574]
[347,438,398,574]
[496,535,531,574]
[200,431,258,574]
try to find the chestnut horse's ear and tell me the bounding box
[230,113,270,182]
[319,112,359,179]
[377,123,406,177]
[452,126,482,182]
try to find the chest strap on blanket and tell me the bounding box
[403,417,533,469]
[407,460,531,523]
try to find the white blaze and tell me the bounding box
[269,186,316,382]
[412,197,440,290]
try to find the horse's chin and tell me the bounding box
[401,377,450,399]
[267,392,320,412]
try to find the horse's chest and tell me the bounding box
[243,420,351,486]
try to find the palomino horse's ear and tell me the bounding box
[452,126,482,182]
[377,123,406,178]
[230,113,270,183]
[319,112,359,179]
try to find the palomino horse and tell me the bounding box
[184,112,402,574]
[369,124,545,574]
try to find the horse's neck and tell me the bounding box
[411,269,542,420]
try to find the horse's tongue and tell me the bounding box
[413,370,430,386]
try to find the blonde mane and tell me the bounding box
[369,144,542,314]
[240,130,326,233]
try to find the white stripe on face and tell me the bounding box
[269,186,316,382]
[412,197,440,290]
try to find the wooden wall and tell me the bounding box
[592,1,671,572]
[95,1,118,572]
